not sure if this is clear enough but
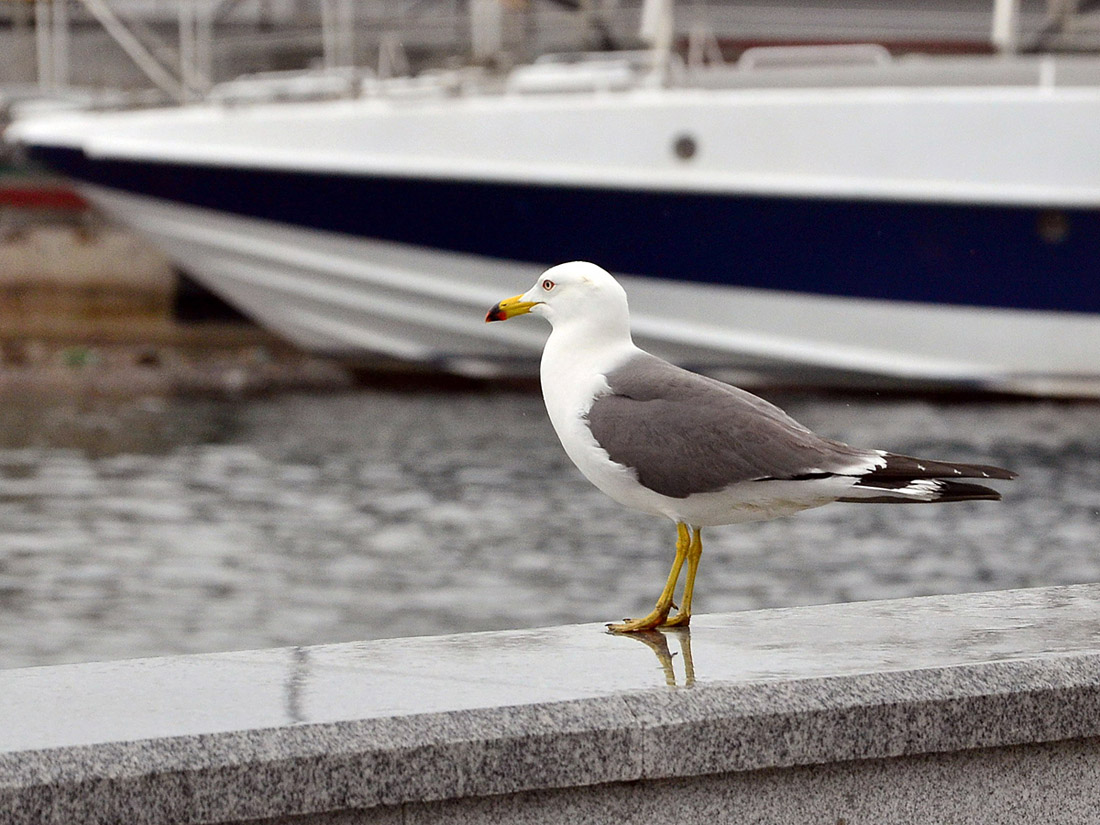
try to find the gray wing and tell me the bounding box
[585,353,875,498]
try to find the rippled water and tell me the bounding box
[1,386,1098,669]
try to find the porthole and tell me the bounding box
[673,134,697,161]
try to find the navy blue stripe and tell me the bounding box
[28,145,1100,314]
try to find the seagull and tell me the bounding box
[486,261,1015,633]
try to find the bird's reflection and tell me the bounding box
[614,627,695,687]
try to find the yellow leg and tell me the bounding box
[608,523,690,633]
[661,527,702,628]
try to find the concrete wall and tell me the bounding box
[3,584,1100,823]
[286,738,1100,825]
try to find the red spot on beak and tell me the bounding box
[485,304,505,323]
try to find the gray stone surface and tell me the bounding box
[395,737,1100,825]
[3,584,1100,824]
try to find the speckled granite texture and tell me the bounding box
[4,584,1100,824]
[349,737,1100,825]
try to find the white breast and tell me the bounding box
[539,331,674,519]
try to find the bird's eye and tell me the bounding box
[542,279,555,291]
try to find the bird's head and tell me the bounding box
[485,261,629,329]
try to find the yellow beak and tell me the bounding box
[485,294,538,322]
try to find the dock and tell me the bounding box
[4,583,1100,823]
[0,172,351,396]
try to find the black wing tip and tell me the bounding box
[877,452,1017,482]
[837,479,1005,504]
[934,481,1004,502]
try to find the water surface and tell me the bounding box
[1,387,1097,669]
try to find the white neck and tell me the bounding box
[543,310,634,373]
[540,315,638,427]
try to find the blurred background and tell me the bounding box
[1,0,1098,670]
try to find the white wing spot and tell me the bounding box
[917,463,926,471]
[953,469,962,475]
[907,479,941,499]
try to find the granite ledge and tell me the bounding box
[2,583,1100,824]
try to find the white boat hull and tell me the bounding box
[12,54,1100,394]
[87,185,1100,395]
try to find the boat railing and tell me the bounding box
[11,0,1100,114]
[12,0,654,107]
[187,49,1100,110]
[684,48,1100,92]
